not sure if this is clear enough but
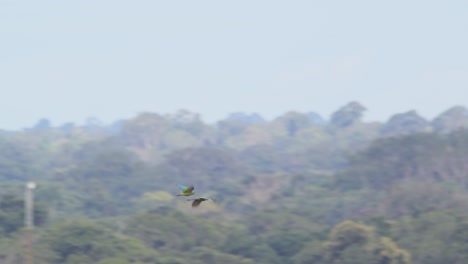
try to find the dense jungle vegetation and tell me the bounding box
[0,102,468,264]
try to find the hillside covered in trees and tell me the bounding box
[0,102,468,264]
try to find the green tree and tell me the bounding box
[432,106,468,133]
[41,220,158,264]
[375,237,411,264]
[381,110,431,136]
[267,231,309,258]
[189,247,253,264]
[124,209,223,252]
[0,135,40,181]
[330,102,367,128]
[324,220,374,258]
[63,143,154,216]
[96,258,130,264]
[0,194,47,235]
[322,220,411,264]
[120,112,170,148]
[273,111,312,137]
[294,240,324,264]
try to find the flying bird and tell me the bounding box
[187,196,214,208]
[176,184,195,196]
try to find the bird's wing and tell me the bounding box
[177,184,188,191]
[192,199,202,207]
[184,185,195,193]
[199,196,214,202]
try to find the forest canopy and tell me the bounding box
[0,102,467,264]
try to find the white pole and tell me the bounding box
[25,182,36,229]
[25,182,36,264]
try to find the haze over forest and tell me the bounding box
[0,102,467,263]
[2,1,468,263]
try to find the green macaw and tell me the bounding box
[176,184,195,196]
[186,196,214,208]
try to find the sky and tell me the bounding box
[1,0,467,129]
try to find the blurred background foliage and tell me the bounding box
[0,103,467,263]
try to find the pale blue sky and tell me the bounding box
[1,0,467,129]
